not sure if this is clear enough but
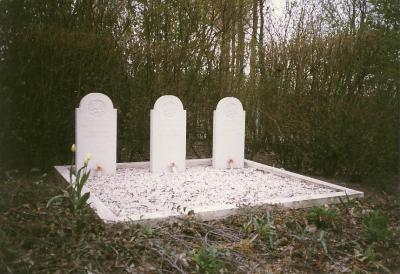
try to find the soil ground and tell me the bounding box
[0,169,399,273]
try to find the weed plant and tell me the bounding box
[190,246,225,274]
[307,206,337,229]
[243,213,277,248]
[363,211,393,243]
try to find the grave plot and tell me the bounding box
[55,94,363,223]
[55,159,363,223]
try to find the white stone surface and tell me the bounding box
[150,95,186,173]
[85,166,338,219]
[55,159,364,223]
[213,97,245,169]
[76,93,117,175]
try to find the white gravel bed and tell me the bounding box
[85,166,338,219]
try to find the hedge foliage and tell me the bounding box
[0,0,398,185]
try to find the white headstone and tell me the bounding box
[150,95,186,173]
[213,97,245,169]
[76,93,117,175]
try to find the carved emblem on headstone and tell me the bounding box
[162,101,178,118]
[88,99,106,117]
[225,102,239,118]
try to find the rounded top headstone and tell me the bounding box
[153,95,184,118]
[79,93,114,117]
[216,97,243,117]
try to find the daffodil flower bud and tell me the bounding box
[71,144,76,152]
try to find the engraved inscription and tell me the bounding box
[79,123,113,141]
[221,128,241,135]
[158,121,184,137]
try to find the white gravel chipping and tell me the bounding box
[86,166,338,219]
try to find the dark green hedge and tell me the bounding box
[0,0,398,185]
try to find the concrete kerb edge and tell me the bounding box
[54,159,364,224]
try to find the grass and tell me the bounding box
[0,170,399,273]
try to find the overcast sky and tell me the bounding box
[270,0,286,16]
